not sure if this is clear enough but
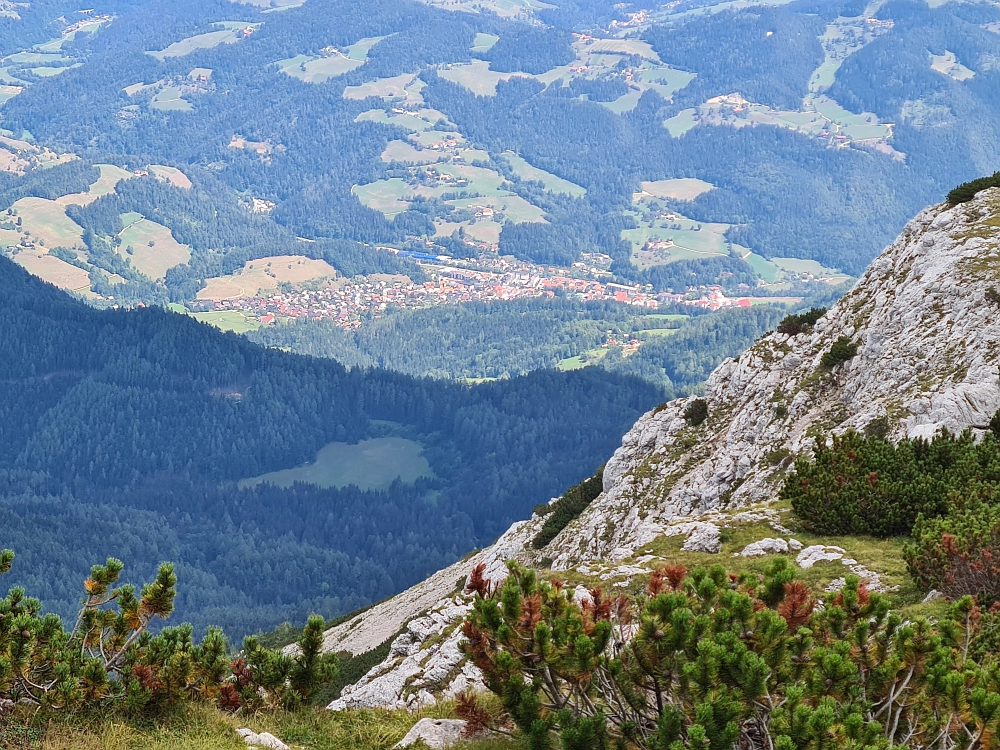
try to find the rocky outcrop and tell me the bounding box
[324,190,1000,710]
[325,520,537,710]
[394,718,469,748]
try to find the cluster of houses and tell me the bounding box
[195,249,772,330]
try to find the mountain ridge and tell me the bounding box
[323,186,1000,710]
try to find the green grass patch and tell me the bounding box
[503,152,585,197]
[11,196,85,248]
[276,54,365,84]
[189,310,262,333]
[151,87,193,111]
[471,32,500,52]
[743,252,782,282]
[117,213,191,279]
[37,701,520,750]
[149,23,258,60]
[240,436,434,492]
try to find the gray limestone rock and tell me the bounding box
[740,538,789,556]
[394,718,469,748]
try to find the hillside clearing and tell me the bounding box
[240,436,434,491]
[636,178,715,201]
[149,23,258,60]
[189,310,263,333]
[503,152,585,197]
[117,213,192,280]
[55,163,135,207]
[10,196,85,248]
[197,255,339,300]
[11,251,90,292]
[343,73,421,102]
[149,164,193,188]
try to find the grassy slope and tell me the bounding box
[32,703,520,750]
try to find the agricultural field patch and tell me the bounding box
[11,250,91,292]
[151,87,193,111]
[448,194,546,223]
[31,64,81,77]
[770,256,851,283]
[584,38,659,58]
[635,178,714,201]
[503,151,586,197]
[456,147,490,163]
[276,53,363,83]
[189,310,263,333]
[0,145,28,173]
[149,22,260,60]
[6,52,62,65]
[117,213,192,280]
[148,164,193,189]
[438,60,529,96]
[196,254,338,300]
[381,139,444,164]
[56,164,135,207]
[240,436,434,491]
[352,178,412,218]
[598,89,643,113]
[10,196,85,248]
[274,38,384,85]
[742,251,782,282]
[433,218,501,243]
[471,32,499,52]
[663,108,698,137]
[343,73,423,103]
[0,84,21,105]
[0,226,21,246]
[624,195,736,268]
[808,14,894,94]
[443,37,695,104]
[695,93,895,151]
[34,15,111,52]
[557,347,608,371]
[413,0,553,18]
[930,50,974,81]
[355,107,453,132]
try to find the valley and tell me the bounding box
[0,0,993,744]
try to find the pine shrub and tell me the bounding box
[776,307,826,335]
[684,397,708,426]
[947,171,1000,206]
[905,498,1000,600]
[460,559,1000,750]
[780,428,1000,537]
[0,550,333,717]
[820,335,857,367]
[531,467,604,549]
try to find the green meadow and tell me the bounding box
[240,436,434,491]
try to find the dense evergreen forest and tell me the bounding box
[0,259,663,636]
[247,298,783,392]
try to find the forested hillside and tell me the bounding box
[247,298,785,391]
[0,0,992,296]
[0,258,662,636]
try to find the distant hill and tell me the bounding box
[0,0,993,299]
[0,256,662,636]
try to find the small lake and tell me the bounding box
[239,437,434,492]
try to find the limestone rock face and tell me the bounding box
[324,190,1000,710]
[394,718,469,748]
[325,520,537,710]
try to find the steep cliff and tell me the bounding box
[324,188,1000,710]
